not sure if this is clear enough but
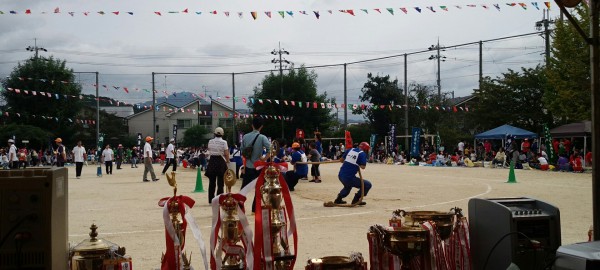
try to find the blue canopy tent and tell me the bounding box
[475,124,538,140]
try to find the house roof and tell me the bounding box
[449,95,476,106]
[550,121,591,138]
[100,106,134,118]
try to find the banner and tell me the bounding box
[172,124,178,143]
[345,130,353,149]
[410,127,421,157]
[543,124,556,164]
[369,134,377,156]
[388,124,396,156]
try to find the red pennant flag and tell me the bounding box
[291,101,295,106]
[25,9,31,14]
[211,10,218,14]
[453,106,457,112]
[345,130,353,149]
[313,102,317,108]
[54,7,60,13]
[123,87,129,93]
[112,11,119,15]
[347,10,355,16]
[154,11,162,16]
[182,8,189,13]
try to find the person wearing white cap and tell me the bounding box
[162,138,177,175]
[205,127,229,203]
[8,139,18,169]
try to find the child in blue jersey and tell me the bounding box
[284,142,308,191]
[335,142,372,205]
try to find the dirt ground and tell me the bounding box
[66,162,592,269]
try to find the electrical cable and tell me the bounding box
[482,231,539,270]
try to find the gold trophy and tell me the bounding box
[161,171,192,270]
[219,169,246,269]
[259,141,295,269]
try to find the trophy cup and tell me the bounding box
[255,140,297,270]
[160,171,193,270]
[218,169,248,269]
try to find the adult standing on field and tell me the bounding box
[162,138,177,175]
[72,141,87,179]
[55,138,66,167]
[240,118,271,212]
[8,139,18,169]
[143,136,159,182]
[205,127,230,203]
[102,145,114,175]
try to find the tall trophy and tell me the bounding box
[254,141,298,270]
[210,169,254,269]
[159,171,208,270]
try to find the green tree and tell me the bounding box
[1,56,82,142]
[182,125,210,147]
[353,73,405,138]
[545,4,591,122]
[249,65,336,139]
[0,123,52,149]
[470,66,552,134]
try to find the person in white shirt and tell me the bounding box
[72,141,87,179]
[8,139,18,169]
[162,138,177,175]
[102,145,114,175]
[458,141,465,156]
[205,127,230,203]
[143,136,158,182]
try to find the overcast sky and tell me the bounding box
[0,0,560,115]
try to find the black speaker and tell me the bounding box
[469,197,561,270]
[0,168,68,270]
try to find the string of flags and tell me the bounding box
[0,2,551,19]
[155,106,295,121]
[2,84,471,113]
[0,110,96,126]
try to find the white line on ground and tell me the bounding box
[385,183,492,211]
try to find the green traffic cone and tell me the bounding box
[193,167,205,192]
[507,160,517,183]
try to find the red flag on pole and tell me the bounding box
[345,130,353,149]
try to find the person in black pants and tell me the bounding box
[102,145,114,175]
[162,139,177,175]
[205,128,230,203]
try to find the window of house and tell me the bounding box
[218,118,233,128]
[177,119,192,129]
[198,117,212,127]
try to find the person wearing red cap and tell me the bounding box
[334,142,372,205]
[55,138,66,167]
[143,136,159,182]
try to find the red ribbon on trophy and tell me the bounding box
[210,193,254,270]
[421,221,450,270]
[253,162,297,270]
[159,195,209,270]
[446,217,472,270]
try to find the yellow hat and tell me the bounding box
[145,136,153,142]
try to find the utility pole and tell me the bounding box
[26,38,47,60]
[152,72,156,144]
[271,42,290,139]
[428,39,446,99]
[536,9,554,65]
[404,54,409,152]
